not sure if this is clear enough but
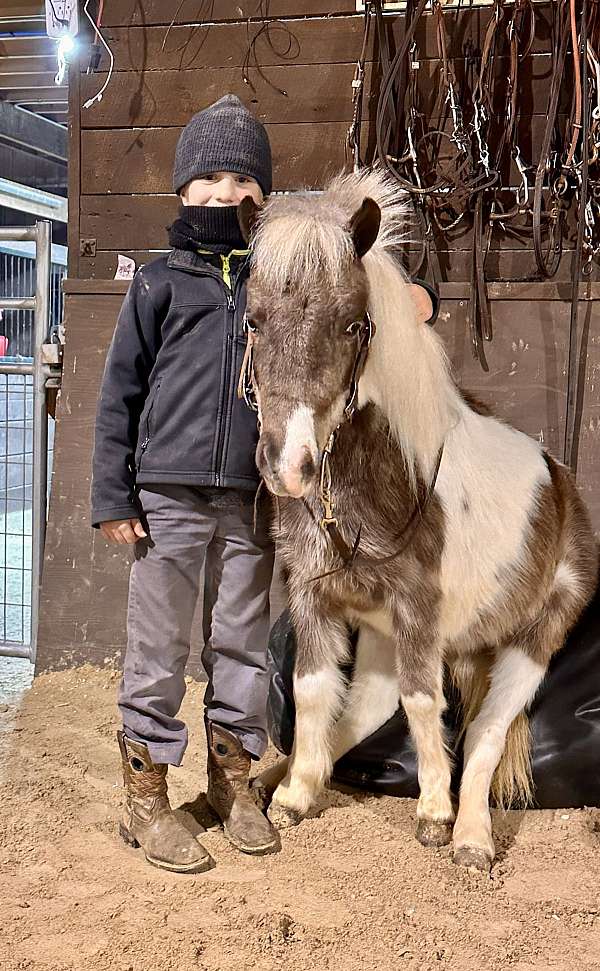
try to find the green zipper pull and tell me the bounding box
[220,254,231,290]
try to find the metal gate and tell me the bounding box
[0,222,60,663]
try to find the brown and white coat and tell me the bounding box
[240,170,598,870]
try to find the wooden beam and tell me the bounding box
[0,101,67,161]
[96,8,555,74]
[0,56,57,74]
[81,122,364,194]
[0,87,68,104]
[0,70,67,87]
[0,176,68,222]
[0,37,56,58]
[79,62,376,128]
[67,56,81,278]
[100,1,356,27]
[0,3,46,18]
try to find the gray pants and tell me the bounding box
[118,485,275,765]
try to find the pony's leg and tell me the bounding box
[330,624,399,762]
[397,646,455,848]
[268,609,349,829]
[453,646,545,870]
[252,625,399,810]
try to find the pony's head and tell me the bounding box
[239,188,382,499]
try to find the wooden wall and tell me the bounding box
[36,2,599,672]
[69,1,590,283]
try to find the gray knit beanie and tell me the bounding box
[173,95,272,196]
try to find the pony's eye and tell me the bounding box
[244,315,259,334]
[345,320,362,337]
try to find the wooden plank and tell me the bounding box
[78,108,565,194]
[65,273,600,301]
[67,58,81,279]
[37,293,132,674]
[75,248,578,285]
[81,122,365,194]
[0,1,45,16]
[0,141,66,192]
[98,17,372,72]
[79,52,560,130]
[97,5,555,65]
[438,283,600,301]
[0,37,56,58]
[0,87,68,104]
[79,186,582,254]
[0,56,57,74]
[76,246,591,287]
[575,299,600,533]
[101,1,357,27]
[437,298,569,459]
[0,100,67,161]
[80,195,179,249]
[0,70,63,86]
[63,280,130,295]
[80,61,376,128]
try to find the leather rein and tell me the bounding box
[238,310,444,576]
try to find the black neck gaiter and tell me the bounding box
[167,205,247,253]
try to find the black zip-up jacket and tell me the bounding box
[91,247,258,527]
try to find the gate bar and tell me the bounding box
[0,643,31,659]
[0,227,38,242]
[0,297,36,311]
[30,220,51,666]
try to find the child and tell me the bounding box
[92,96,278,872]
[91,95,439,875]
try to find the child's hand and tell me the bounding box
[410,283,434,323]
[99,518,147,545]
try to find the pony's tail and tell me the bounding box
[450,655,534,810]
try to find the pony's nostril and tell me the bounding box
[300,452,316,482]
[257,433,279,477]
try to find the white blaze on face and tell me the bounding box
[279,404,318,497]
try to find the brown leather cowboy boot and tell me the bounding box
[118,731,214,873]
[206,721,279,855]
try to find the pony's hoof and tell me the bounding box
[267,802,303,830]
[416,818,454,847]
[453,845,493,872]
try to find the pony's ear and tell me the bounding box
[348,198,381,258]
[238,196,261,244]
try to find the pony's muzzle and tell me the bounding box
[256,433,317,499]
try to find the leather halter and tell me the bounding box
[308,311,445,574]
[314,311,375,562]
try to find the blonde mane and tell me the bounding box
[250,168,413,290]
[251,168,461,485]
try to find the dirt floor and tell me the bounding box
[1,665,599,971]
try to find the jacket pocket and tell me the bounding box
[175,303,223,338]
[138,378,162,461]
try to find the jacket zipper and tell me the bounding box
[169,250,249,485]
[138,378,161,462]
[214,256,236,485]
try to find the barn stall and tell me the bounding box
[1,3,600,970]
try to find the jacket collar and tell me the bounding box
[167,247,249,276]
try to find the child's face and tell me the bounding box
[181,171,264,207]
